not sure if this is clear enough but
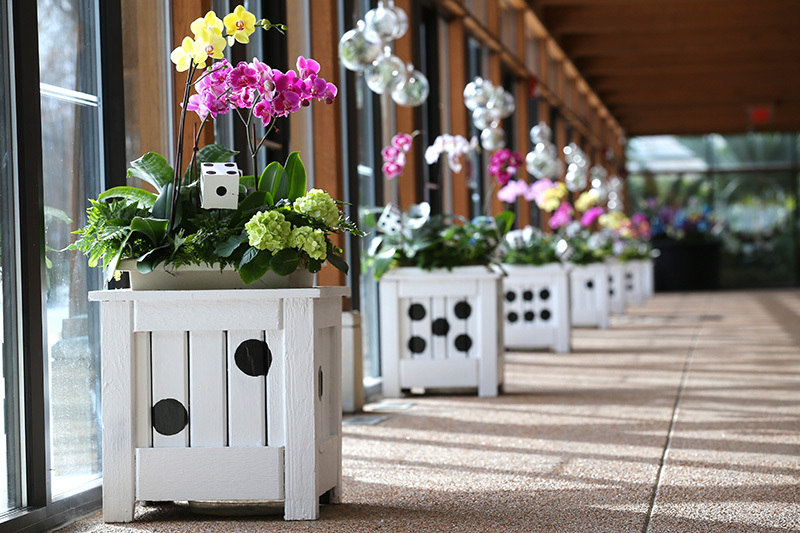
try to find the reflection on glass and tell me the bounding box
[1,0,22,513]
[38,0,103,498]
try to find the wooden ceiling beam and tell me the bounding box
[542,1,800,35]
[625,115,800,137]
[560,29,800,58]
[575,50,800,76]
[590,72,800,94]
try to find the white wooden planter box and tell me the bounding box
[623,260,646,306]
[642,258,655,299]
[501,263,570,353]
[568,263,610,329]
[88,287,349,523]
[378,266,503,398]
[606,260,627,314]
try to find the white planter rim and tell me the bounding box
[500,263,568,275]
[381,264,501,281]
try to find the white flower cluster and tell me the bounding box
[424,134,478,173]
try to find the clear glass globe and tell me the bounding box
[339,21,382,71]
[364,1,399,43]
[391,66,429,106]
[366,49,406,94]
[463,77,491,110]
[389,2,409,39]
[480,126,506,151]
[472,107,492,130]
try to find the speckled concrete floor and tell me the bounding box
[56,291,800,533]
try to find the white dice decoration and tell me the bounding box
[377,203,403,235]
[200,162,241,210]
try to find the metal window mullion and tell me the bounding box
[10,0,50,512]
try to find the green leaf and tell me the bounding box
[284,151,307,202]
[326,252,349,275]
[495,210,515,235]
[239,246,260,267]
[239,174,256,190]
[151,183,181,225]
[239,191,269,212]
[270,248,300,276]
[129,152,174,190]
[99,186,158,209]
[184,144,238,182]
[130,217,168,245]
[258,162,284,193]
[372,248,396,280]
[215,233,247,258]
[306,257,323,273]
[238,249,272,284]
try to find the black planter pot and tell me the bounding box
[652,239,721,292]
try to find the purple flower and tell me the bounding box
[253,99,274,127]
[382,161,403,180]
[228,62,259,93]
[296,56,321,79]
[548,202,574,230]
[251,58,275,97]
[497,179,528,204]
[580,206,604,227]
[392,133,413,152]
[489,148,523,186]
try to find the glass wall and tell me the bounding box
[627,133,800,289]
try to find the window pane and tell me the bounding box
[0,0,22,513]
[38,0,103,498]
[37,0,98,94]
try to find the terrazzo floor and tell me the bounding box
[56,290,800,532]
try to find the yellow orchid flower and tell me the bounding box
[170,36,203,72]
[193,27,227,67]
[575,190,598,213]
[190,10,224,37]
[223,5,257,46]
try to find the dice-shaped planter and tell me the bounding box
[569,262,610,329]
[200,162,241,209]
[379,266,503,398]
[89,287,348,523]
[606,259,627,314]
[502,263,570,353]
[623,259,646,306]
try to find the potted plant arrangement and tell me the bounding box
[501,227,571,353]
[365,203,513,398]
[75,6,360,523]
[612,213,655,306]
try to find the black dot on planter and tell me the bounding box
[627,284,634,291]
[234,339,272,377]
[226,170,238,175]
[152,398,188,436]
[408,303,426,321]
[586,280,594,289]
[224,163,235,167]
[539,288,550,300]
[540,309,551,320]
[505,291,516,302]
[203,162,212,166]
[216,185,227,197]
[455,334,472,352]
[523,290,534,301]
[318,366,324,400]
[206,170,217,174]
[525,311,535,322]
[454,301,471,319]
[625,272,633,279]
[507,312,519,323]
[408,336,426,353]
[432,318,450,336]
[610,289,615,296]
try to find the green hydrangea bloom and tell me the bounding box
[289,226,327,261]
[293,188,340,227]
[245,210,291,252]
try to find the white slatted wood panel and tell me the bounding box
[445,296,466,360]
[379,280,402,398]
[134,332,151,448]
[135,299,281,332]
[100,300,136,522]
[151,331,189,448]
[189,331,227,447]
[227,330,267,447]
[408,297,432,360]
[477,277,499,397]
[431,297,447,359]
[283,298,319,520]
[136,447,284,501]
[265,328,285,447]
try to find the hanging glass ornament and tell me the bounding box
[480,126,506,151]
[463,77,491,110]
[387,0,409,40]
[472,107,492,130]
[366,48,406,94]
[530,122,552,144]
[364,1,400,43]
[565,163,588,192]
[589,165,609,201]
[391,65,429,106]
[339,20,382,71]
